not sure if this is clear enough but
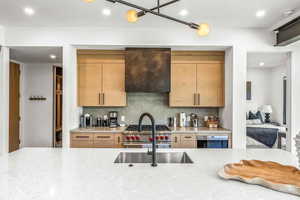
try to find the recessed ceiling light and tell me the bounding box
[102,8,111,16]
[24,7,35,16]
[256,10,266,18]
[50,54,57,59]
[179,9,189,17]
[259,62,265,67]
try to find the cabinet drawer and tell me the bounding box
[94,134,114,141]
[94,140,115,148]
[71,140,94,148]
[72,133,93,141]
[181,134,196,141]
[181,140,196,148]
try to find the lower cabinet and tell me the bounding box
[70,132,123,148]
[171,134,197,148]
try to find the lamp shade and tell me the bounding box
[260,105,273,113]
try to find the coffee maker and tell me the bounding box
[109,111,118,128]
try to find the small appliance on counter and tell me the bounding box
[109,111,118,128]
[119,115,126,127]
[79,114,93,128]
[179,112,187,127]
[190,113,199,127]
[204,116,220,128]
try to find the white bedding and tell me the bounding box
[247,124,287,133]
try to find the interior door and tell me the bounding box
[9,62,20,152]
[197,63,224,107]
[170,63,197,107]
[78,64,102,106]
[102,63,126,106]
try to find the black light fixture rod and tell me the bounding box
[107,0,198,29]
[137,0,180,17]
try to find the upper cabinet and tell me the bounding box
[170,51,224,107]
[77,50,126,107]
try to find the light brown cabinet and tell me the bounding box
[78,50,126,107]
[171,134,197,148]
[170,51,224,107]
[70,132,123,148]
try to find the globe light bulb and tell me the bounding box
[83,0,95,3]
[197,23,210,36]
[126,10,138,23]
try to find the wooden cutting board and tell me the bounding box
[218,160,300,196]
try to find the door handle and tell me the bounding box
[194,93,197,105]
[99,93,102,105]
[102,93,105,105]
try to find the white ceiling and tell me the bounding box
[247,52,289,68]
[0,0,299,28]
[10,47,62,63]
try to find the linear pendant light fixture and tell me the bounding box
[85,0,210,36]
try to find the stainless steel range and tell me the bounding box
[123,125,171,148]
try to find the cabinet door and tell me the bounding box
[197,63,224,107]
[78,64,102,106]
[171,135,181,148]
[114,134,123,148]
[170,63,197,107]
[102,63,126,107]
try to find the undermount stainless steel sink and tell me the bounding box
[114,152,193,164]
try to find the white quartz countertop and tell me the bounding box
[0,148,299,200]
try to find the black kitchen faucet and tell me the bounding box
[138,113,157,167]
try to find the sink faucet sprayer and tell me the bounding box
[138,113,157,167]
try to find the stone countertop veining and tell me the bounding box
[0,148,298,200]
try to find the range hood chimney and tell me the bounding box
[125,48,171,93]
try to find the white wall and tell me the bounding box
[21,63,54,147]
[0,27,4,45]
[0,47,10,155]
[247,68,272,112]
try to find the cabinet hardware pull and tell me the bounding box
[76,136,89,139]
[194,93,197,105]
[102,93,105,105]
[99,93,102,105]
[97,136,111,139]
[175,136,178,143]
[118,136,120,143]
[184,136,192,139]
[198,93,200,105]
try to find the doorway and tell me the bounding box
[53,66,63,147]
[9,46,63,149]
[9,62,21,152]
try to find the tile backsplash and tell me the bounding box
[83,93,218,125]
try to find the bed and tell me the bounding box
[247,123,287,149]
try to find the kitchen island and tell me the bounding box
[0,148,298,200]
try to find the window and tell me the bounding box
[283,76,287,125]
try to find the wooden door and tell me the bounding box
[9,62,20,152]
[170,63,197,107]
[114,133,123,148]
[197,63,224,107]
[78,64,102,106]
[102,63,126,107]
